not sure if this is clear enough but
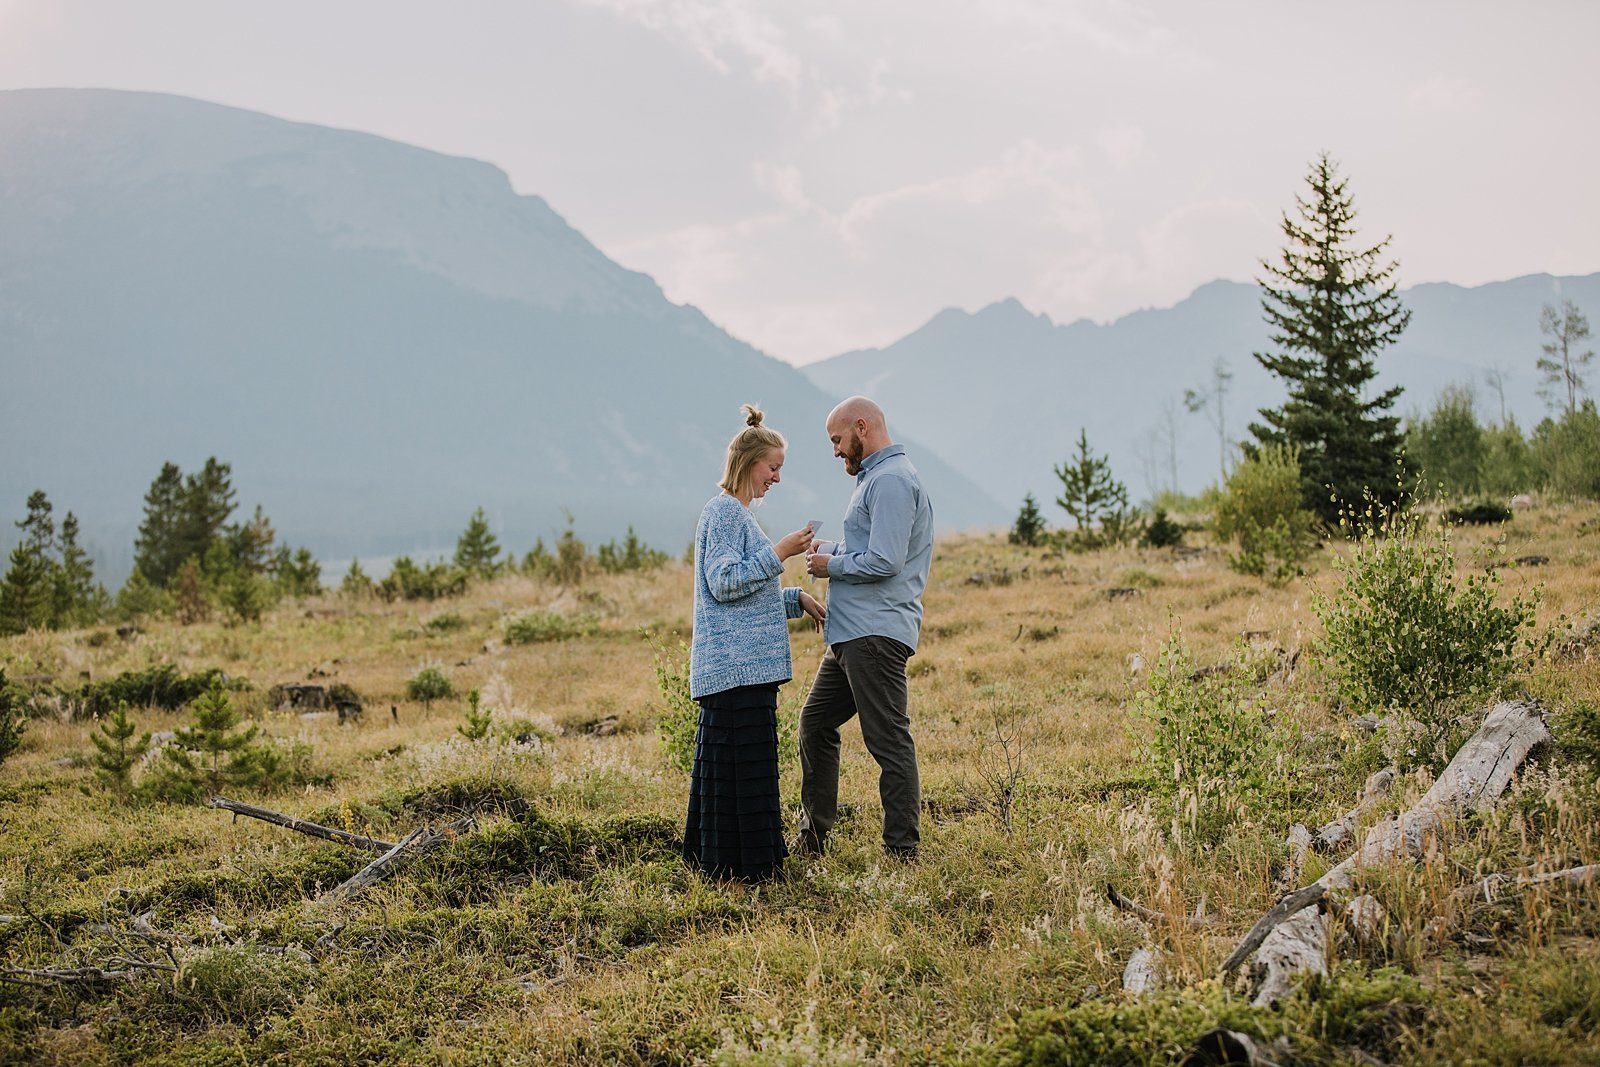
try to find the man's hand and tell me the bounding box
[804,549,832,578]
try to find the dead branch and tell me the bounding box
[1451,863,1600,908]
[210,795,397,852]
[1122,946,1161,997]
[1222,700,1549,1002]
[1107,883,1214,928]
[321,816,475,902]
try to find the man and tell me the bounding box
[799,395,933,859]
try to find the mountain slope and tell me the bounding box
[0,89,1005,577]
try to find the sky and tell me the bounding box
[3,0,1598,366]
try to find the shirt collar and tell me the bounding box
[858,444,904,480]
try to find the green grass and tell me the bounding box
[2,506,1598,1063]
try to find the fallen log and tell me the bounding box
[1222,700,1549,1003]
[1451,862,1600,908]
[211,795,398,853]
[1107,883,1214,928]
[1121,946,1162,997]
[1313,766,1397,852]
[322,816,475,902]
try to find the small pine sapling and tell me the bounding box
[91,701,151,796]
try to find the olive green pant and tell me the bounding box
[798,636,920,853]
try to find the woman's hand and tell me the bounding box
[798,590,827,632]
[774,523,815,561]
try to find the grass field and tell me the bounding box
[2,503,1599,1065]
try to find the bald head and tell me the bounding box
[825,395,892,476]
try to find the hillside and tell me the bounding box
[803,275,1600,511]
[0,88,1004,580]
[2,504,1597,1062]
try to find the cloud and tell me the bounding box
[1097,125,1145,168]
[1407,77,1483,113]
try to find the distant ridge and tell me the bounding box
[0,88,1004,579]
[803,273,1600,509]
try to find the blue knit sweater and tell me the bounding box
[690,493,804,699]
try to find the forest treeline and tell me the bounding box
[0,458,670,636]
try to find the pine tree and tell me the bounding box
[454,507,502,577]
[0,669,27,768]
[0,492,57,635]
[1537,300,1594,417]
[115,565,173,623]
[53,512,103,628]
[1248,153,1411,525]
[181,458,237,565]
[1009,493,1047,546]
[134,463,188,586]
[155,684,261,801]
[1054,429,1128,533]
[91,702,151,796]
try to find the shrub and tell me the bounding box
[1140,507,1184,549]
[0,670,26,768]
[424,612,466,633]
[1213,443,1315,582]
[74,663,242,720]
[1130,635,1293,847]
[379,556,467,602]
[505,611,593,645]
[180,944,314,1024]
[651,638,699,774]
[406,667,454,705]
[1445,500,1513,525]
[1315,497,1543,769]
[595,527,669,573]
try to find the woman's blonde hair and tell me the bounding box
[719,404,787,495]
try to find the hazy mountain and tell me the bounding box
[0,89,1005,583]
[803,274,1600,512]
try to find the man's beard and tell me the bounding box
[843,433,865,475]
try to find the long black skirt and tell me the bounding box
[682,682,788,884]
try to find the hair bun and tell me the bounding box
[741,403,764,428]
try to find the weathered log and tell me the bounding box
[1222,700,1549,1000]
[322,816,475,902]
[1122,946,1161,997]
[1313,766,1397,852]
[1451,863,1600,908]
[210,795,398,853]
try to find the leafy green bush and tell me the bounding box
[504,611,594,645]
[651,638,699,774]
[1213,443,1315,582]
[406,667,454,705]
[1130,635,1294,847]
[1553,700,1600,777]
[596,527,669,573]
[423,612,466,633]
[1315,498,1542,769]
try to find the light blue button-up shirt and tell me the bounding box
[822,444,934,652]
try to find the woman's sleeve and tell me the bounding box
[782,585,803,619]
[701,505,783,602]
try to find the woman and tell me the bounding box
[684,404,826,884]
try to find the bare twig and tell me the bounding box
[211,795,397,852]
[1107,883,1214,928]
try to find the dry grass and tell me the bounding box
[2,502,1599,1064]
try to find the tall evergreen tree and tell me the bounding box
[454,507,502,576]
[0,491,57,635]
[53,512,104,627]
[135,462,188,586]
[1247,154,1411,525]
[181,458,237,566]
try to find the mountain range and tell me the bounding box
[3,88,1595,587]
[802,274,1600,514]
[0,88,1003,582]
